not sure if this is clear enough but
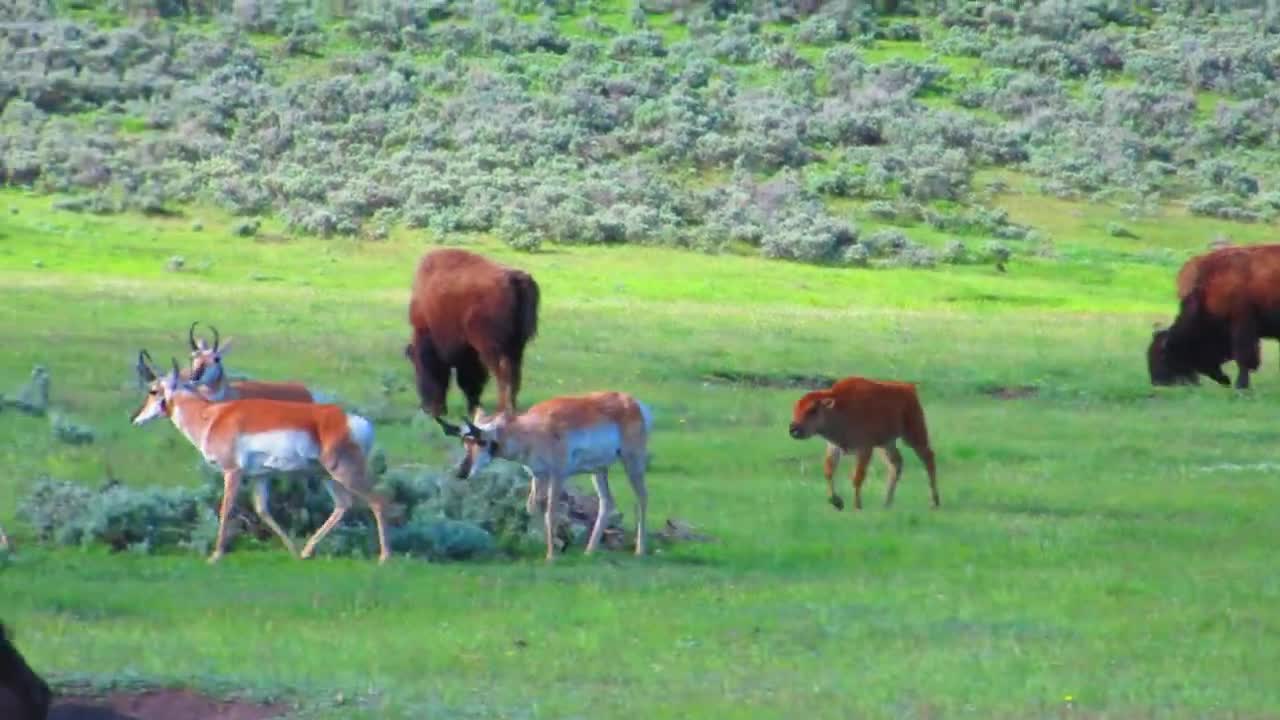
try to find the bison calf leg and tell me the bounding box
[850,448,873,511]
[823,444,844,510]
[911,444,941,508]
[881,444,904,508]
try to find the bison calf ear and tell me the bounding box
[820,397,836,409]
[403,343,414,359]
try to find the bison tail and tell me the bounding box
[510,271,540,344]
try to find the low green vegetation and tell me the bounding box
[3,1,1280,718]
[2,186,1279,718]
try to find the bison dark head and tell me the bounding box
[1147,325,1232,387]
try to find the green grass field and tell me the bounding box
[2,185,1280,719]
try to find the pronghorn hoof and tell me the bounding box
[206,553,223,564]
[829,495,845,511]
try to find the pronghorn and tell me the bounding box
[437,391,652,562]
[186,322,315,403]
[131,350,391,564]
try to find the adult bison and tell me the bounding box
[1148,244,1280,389]
[405,248,540,417]
[0,622,51,720]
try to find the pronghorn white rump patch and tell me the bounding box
[346,414,375,458]
[235,430,322,473]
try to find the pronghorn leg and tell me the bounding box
[526,473,543,515]
[0,523,10,550]
[585,469,615,555]
[881,444,904,509]
[543,474,564,563]
[324,447,392,564]
[623,454,649,557]
[209,469,243,563]
[300,478,351,560]
[251,476,298,558]
[850,448,873,511]
[823,443,844,510]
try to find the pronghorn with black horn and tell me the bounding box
[436,391,653,562]
[186,322,316,403]
[131,350,391,564]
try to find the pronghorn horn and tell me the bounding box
[136,350,156,382]
[170,356,181,378]
[434,416,463,437]
[188,322,200,352]
[210,325,220,352]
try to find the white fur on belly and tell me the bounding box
[565,424,623,475]
[235,430,322,474]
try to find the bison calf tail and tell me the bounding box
[510,272,540,344]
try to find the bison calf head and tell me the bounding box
[789,391,837,440]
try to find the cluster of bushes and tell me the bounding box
[14,457,632,560]
[2,0,1279,260]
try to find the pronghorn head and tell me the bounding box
[131,351,187,426]
[435,409,508,480]
[187,321,235,388]
[788,390,837,440]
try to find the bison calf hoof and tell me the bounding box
[828,495,845,511]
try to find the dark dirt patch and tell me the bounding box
[51,690,290,720]
[982,385,1039,400]
[703,369,836,390]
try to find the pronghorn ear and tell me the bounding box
[217,337,235,355]
[434,416,463,437]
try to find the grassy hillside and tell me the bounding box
[3,2,1280,719]
[3,0,1280,264]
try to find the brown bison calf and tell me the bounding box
[788,376,939,511]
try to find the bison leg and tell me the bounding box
[823,443,844,510]
[850,447,873,511]
[1231,317,1261,390]
[881,444,904,508]
[455,347,490,418]
[409,333,451,417]
[1204,365,1232,387]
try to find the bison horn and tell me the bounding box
[188,321,200,352]
[435,416,463,437]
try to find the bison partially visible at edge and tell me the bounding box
[1148,244,1280,389]
[405,248,541,417]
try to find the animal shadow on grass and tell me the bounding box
[703,369,837,390]
[980,500,1142,524]
[49,689,289,720]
